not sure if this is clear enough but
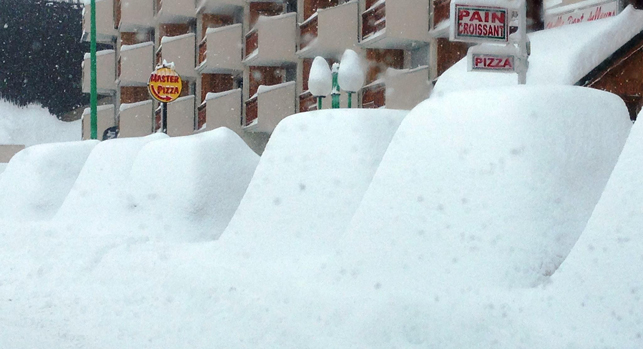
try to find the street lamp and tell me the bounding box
[89,0,97,139]
[338,49,364,108]
[308,56,332,110]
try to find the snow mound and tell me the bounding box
[0,101,80,147]
[219,109,407,262]
[0,140,98,221]
[126,128,259,242]
[433,6,643,95]
[55,133,168,222]
[332,86,631,290]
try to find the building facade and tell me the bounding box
[81,0,643,151]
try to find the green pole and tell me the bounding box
[317,96,323,110]
[347,92,352,108]
[90,0,98,140]
[331,63,340,109]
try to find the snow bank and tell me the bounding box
[126,128,259,242]
[332,86,631,290]
[0,141,98,221]
[55,134,168,222]
[219,109,407,262]
[0,101,80,147]
[434,6,643,95]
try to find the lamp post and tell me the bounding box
[308,56,332,110]
[337,49,365,108]
[331,63,340,109]
[89,0,97,139]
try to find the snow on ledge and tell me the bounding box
[160,33,195,45]
[121,41,154,52]
[206,23,242,35]
[120,100,153,112]
[84,49,115,60]
[206,89,241,101]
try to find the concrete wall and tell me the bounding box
[255,81,296,133]
[387,0,430,43]
[161,33,197,79]
[119,100,154,137]
[206,89,243,134]
[386,66,431,110]
[167,95,196,136]
[83,50,116,93]
[0,145,26,163]
[82,105,116,140]
[205,24,244,72]
[255,13,297,64]
[119,42,155,86]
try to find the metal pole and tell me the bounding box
[347,92,352,108]
[331,63,340,109]
[162,102,168,134]
[90,0,98,139]
[517,0,528,85]
[317,96,323,110]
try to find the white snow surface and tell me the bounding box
[0,89,640,348]
[0,140,98,221]
[0,101,80,147]
[308,56,332,96]
[219,108,407,263]
[434,6,643,95]
[338,49,365,92]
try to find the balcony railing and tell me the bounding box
[362,1,386,40]
[299,90,317,113]
[245,28,258,60]
[197,102,207,130]
[245,96,258,126]
[362,81,385,109]
[198,40,207,65]
[299,14,318,51]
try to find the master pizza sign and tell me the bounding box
[451,4,509,43]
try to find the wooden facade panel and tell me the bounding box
[436,38,468,77]
[201,74,234,102]
[121,86,150,104]
[249,2,284,29]
[365,49,404,84]
[248,66,285,97]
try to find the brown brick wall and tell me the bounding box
[201,13,234,40]
[248,66,285,97]
[249,2,284,29]
[365,49,404,84]
[159,23,192,39]
[303,0,339,20]
[201,74,234,102]
[436,38,469,77]
[121,86,151,104]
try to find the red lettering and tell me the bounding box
[475,57,483,67]
[503,58,513,68]
[471,11,483,22]
[491,12,505,24]
[458,9,470,21]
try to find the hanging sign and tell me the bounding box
[148,66,182,103]
[467,44,518,73]
[450,2,509,43]
[544,0,618,29]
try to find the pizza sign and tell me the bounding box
[451,4,509,43]
[148,66,183,103]
[470,53,515,72]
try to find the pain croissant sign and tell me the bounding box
[148,67,183,103]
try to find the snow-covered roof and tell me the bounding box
[120,41,154,52]
[434,6,643,95]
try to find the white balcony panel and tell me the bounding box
[361,0,430,49]
[244,13,297,66]
[120,0,154,30]
[82,105,116,140]
[205,89,242,134]
[200,24,244,73]
[197,0,244,14]
[167,95,196,136]
[156,0,197,23]
[385,66,431,110]
[82,50,116,94]
[298,1,360,58]
[82,0,117,43]
[247,81,296,134]
[160,34,197,79]
[119,100,154,138]
[119,42,155,86]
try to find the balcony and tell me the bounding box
[201,89,242,133]
[155,0,196,23]
[384,66,431,110]
[81,0,117,43]
[82,49,116,94]
[119,100,154,138]
[361,80,385,109]
[117,0,154,31]
[167,95,196,136]
[197,24,243,73]
[197,0,245,14]
[118,41,155,86]
[82,104,116,140]
[244,81,295,133]
[157,33,197,79]
[243,13,297,66]
[297,1,359,58]
[360,0,430,49]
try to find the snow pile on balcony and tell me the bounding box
[219,108,407,263]
[126,128,259,242]
[0,140,97,221]
[433,5,643,95]
[0,101,81,147]
[54,134,168,223]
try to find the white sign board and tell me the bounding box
[544,0,619,29]
[450,3,509,43]
[467,44,518,73]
